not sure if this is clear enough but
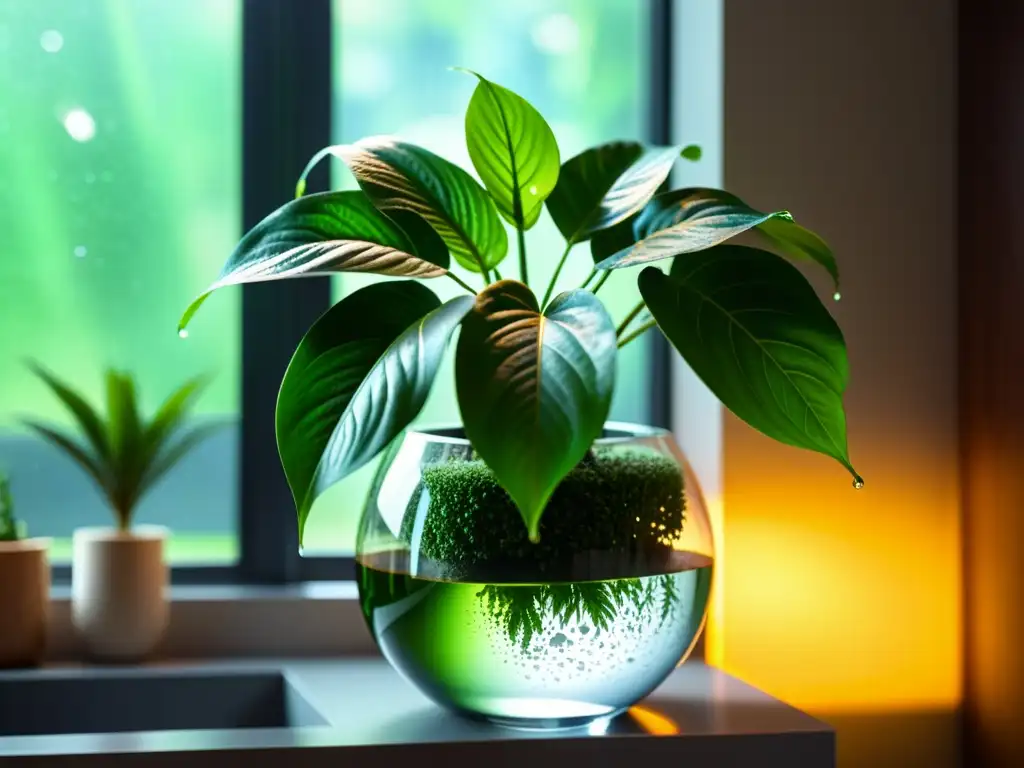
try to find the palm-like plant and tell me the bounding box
[181,71,860,544]
[23,365,217,532]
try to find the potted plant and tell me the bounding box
[24,365,216,661]
[0,472,50,668]
[182,71,859,726]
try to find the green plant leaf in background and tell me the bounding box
[276,281,472,543]
[639,244,859,483]
[461,70,560,230]
[545,141,682,244]
[596,188,840,291]
[455,281,617,540]
[23,366,217,531]
[179,191,450,331]
[300,138,508,275]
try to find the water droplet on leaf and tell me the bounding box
[833,292,842,302]
[853,476,864,490]
[178,329,189,339]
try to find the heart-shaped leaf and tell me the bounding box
[545,142,681,243]
[596,188,840,290]
[462,71,560,230]
[301,137,508,274]
[639,244,859,482]
[456,281,616,540]
[276,281,473,542]
[179,191,449,330]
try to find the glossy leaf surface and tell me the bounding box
[309,137,508,273]
[639,244,858,481]
[456,280,616,539]
[463,71,560,230]
[180,191,448,330]
[276,281,472,542]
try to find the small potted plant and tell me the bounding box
[182,71,859,726]
[0,472,50,668]
[24,364,215,661]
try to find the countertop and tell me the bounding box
[0,659,834,767]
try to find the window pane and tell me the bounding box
[0,0,241,563]
[302,0,649,554]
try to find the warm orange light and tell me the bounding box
[705,425,961,714]
[627,705,680,735]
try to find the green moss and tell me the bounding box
[400,450,685,581]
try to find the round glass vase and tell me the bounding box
[355,422,714,730]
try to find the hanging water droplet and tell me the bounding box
[778,210,794,221]
[852,475,864,490]
[833,291,842,302]
[178,329,189,339]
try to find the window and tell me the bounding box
[0,0,673,583]
[0,0,241,565]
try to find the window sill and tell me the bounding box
[46,583,375,661]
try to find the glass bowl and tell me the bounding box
[355,422,714,729]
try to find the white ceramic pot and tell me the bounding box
[71,526,169,661]
[0,538,51,667]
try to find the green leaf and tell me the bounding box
[596,188,840,290]
[140,422,222,494]
[455,281,616,540]
[106,370,145,526]
[589,215,638,263]
[302,138,508,274]
[28,362,109,462]
[639,244,859,482]
[146,375,209,451]
[545,142,681,243]
[681,144,702,161]
[179,191,449,330]
[20,420,108,493]
[461,70,560,230]
[276,281,472,543]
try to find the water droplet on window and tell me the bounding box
[40,30,63,53]
[63,108,96,142]
[178,329,189,339]
[73,245,87,258]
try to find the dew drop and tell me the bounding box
[178,329,189,339]
[833,291,842,302]
[853,475,864,490]
[528,185,538,195]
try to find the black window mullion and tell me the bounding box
[647,0,675,429]
[240,0,332,584]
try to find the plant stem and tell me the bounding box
[446,272,477,295]
[591,270,612,296]
[579,268,597,290]
[543,240,575,307]
[517,226,528,288]
[493,266,503,282]
[616,301,646,337]
[617,319,658,348]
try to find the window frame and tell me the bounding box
[55,0,676,587]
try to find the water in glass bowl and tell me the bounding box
[357,550,713,729]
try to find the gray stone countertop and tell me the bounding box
[0,659,834,767]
